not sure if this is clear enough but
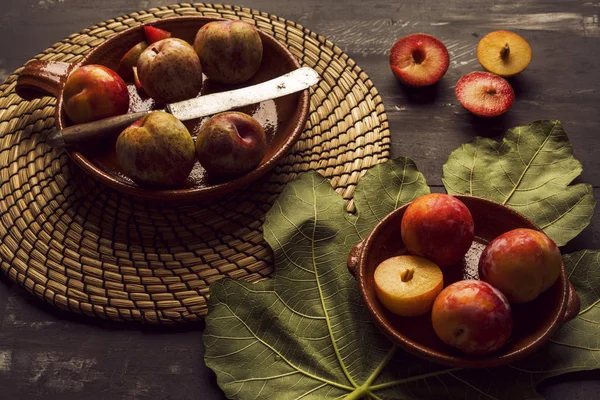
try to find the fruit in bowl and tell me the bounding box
[194,20,263,84]
[373,255,443,317]
[132,66,143,91]
[389,33,449,87]
[144,26,172,44]
[137,38,203,104]
[432,280,513,355]
[455,71,514,117]
[195,111,267,178]
[62,64,129,124]
[401,194,474,267]
[348,194,579,367]
[116,111,196,187]
[479,228,562,303]
[15,16,311,202]
[117,41,148,81]
[477,30,532,77]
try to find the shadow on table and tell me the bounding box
[0,272,205,334]
[539,369,600,400]
[465,113,514,138]
[397,80,443,104]
[506,74,533,99]
[0,272,225,399]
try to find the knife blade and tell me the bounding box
[47,67,320,148]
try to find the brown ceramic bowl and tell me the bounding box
[347,195,580,368]
[15,16,310,202]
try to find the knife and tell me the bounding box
[47,66,320,148]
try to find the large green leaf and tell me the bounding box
[204,159,600,399]
[352,157,430,238]
[442,120,595,246]
[204,160,439,400]
[550,250,600,349]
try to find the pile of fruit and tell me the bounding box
[62,21,268,187]
[389,30,532,116]
[373,194,562,355]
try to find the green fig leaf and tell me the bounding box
[442,120,596,246]
[550,250,600,349]
[204,158,600,399]
[352,156,430,238]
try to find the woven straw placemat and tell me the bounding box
[0,3,390,324]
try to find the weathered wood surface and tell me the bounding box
[0,0,599,398]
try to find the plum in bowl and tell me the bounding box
[15,16,310,202]
[347,195,580,368]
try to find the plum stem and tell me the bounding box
[500,43,510,60]
[401,268,414,282]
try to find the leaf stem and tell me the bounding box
[344,385,369,400]
[311,176,359,388]
[366,391,383,400]
[369,367,460,391]
[363,346,397,389]
[502,123,557,205]
[578,298,600,315]
[469,137,479,196]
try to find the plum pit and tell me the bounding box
[412,48,426,64]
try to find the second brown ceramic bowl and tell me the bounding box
[347,195,580,368]
[15,16,310,202]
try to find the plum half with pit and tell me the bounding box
[389,33,450,87]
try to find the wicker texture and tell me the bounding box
[0,3,390,323]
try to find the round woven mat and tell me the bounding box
[0,3,390,323]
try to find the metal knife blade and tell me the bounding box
[166,66,319,121]
[47,67,319,148]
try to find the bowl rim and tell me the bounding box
[356,194,570,368]
[55,15,311,202]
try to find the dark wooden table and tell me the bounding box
[1,0,599,399]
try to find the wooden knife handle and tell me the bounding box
[48,111,150,148]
